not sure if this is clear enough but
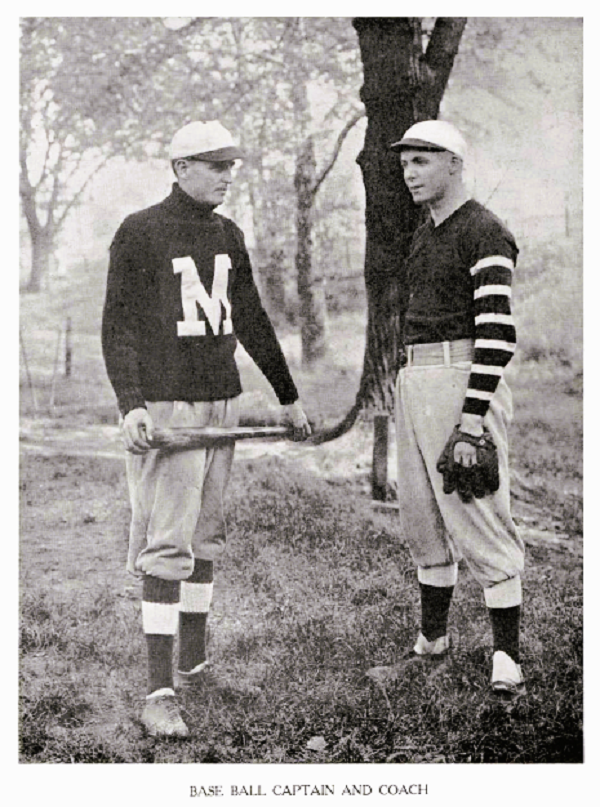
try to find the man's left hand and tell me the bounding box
[454,413,484,467]
[437,421,500,502]
[281,401,311,441]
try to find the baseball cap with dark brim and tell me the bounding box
[182,146,243,162]
[389,120,467,160]
[392,138,446,152]
[169,121,243,162]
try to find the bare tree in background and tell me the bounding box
[313,17,467,442]
[236,17,363,367]
[294,109,365,367]
[19,17,206,292]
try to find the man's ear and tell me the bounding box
[449,154,463,175]
[172,159,187,178]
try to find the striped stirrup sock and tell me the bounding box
[419,583,455,643]
[488,605,521,664]
[178,559,214,674]
[142,575,180,696]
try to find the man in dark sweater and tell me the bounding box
[102,121,310,737]
[389,121,525,697]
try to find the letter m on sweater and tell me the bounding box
[173,255,233,337]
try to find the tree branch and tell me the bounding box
[32,124,55,192]
[44,142,65,230]
[424,17,468,70]
[19,143,40,234]
[55,152,113,231]
[416,17,467,116]
[312,109,365,197]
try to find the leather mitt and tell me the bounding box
[436,426,500,502]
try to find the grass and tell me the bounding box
[19,452,582,764]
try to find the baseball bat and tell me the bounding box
[148,425,292,451]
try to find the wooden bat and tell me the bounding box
[148,425,292,451]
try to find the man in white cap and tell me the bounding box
[102,121,311,738]
[388,120,525,698]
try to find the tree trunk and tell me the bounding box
[287,17,329,367]
[24,223,52,293]
[313,17,466,442]
[295,135,327,367]
[20,140,58,294]
[247,159,269,297]
[247,153,289,326]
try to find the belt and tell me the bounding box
[403,339,474,368]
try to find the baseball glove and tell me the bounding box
[436,426,500,503]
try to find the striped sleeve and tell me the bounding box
[462,253,517,417]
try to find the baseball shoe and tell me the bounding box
[176,660,212,692]
[409,632,451,659]
[491,650,526,699]
[141,691,189,738]
[366,633,451,684]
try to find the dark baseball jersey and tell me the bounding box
[403,199,518,418]
[102,183,298,415]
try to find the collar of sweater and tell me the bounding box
[167,182,218,219]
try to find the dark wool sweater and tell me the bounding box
[404,199,518,418]
[102,184,298,415]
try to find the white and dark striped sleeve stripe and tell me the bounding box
[463,255,517,417]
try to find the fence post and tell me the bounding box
[49,325,63,408]
[65,317,72,378]
[372,414,389,501]
[20,329,38,416]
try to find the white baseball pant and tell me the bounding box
[394,340,524,608]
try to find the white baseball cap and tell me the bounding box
[169,121,243,161]
[390,120,467,161]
